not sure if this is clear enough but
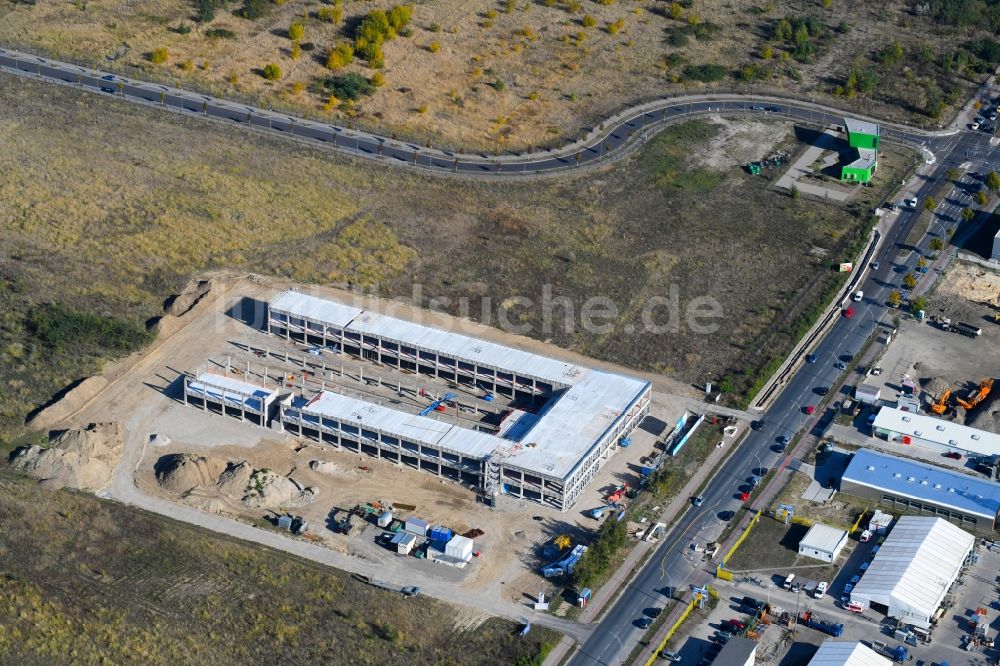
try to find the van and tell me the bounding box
[783,573,796,589]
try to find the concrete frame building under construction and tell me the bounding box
[183,371,281,427]
[265,290,652,511]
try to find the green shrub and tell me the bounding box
[322,72,375,100]
[28,303,152,353]
[236,0,268,20]
[262,62,282,80]
[192,0,226,23]
[205,27,236,39]
[149,47,169,64]
[317,4,343,23]
[682,63,727,82]
[288,21,304,41]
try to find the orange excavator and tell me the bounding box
[957,378,994,411]
[930,387,952,415]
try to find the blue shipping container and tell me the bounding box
[429,527,453,542]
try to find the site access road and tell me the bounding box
[0,47,954,177]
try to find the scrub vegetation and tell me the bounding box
[0,0,996,150]
[0,472,558,665]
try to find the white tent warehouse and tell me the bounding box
[848,516,975,628]
[807,641,890,666]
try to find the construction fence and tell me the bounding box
[716,509,762,579]
[643,586,718,666]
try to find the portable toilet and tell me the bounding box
[405,517,429,536]
[377,511,393,528]
[429,526,453,543]
[577,588,592,608]
[277,514,293,531]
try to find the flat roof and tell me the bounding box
[808,641,890,666]
[873,406,1000,456]
[800,523,848,553]
[187,372,276,410]
[850,516,974,623]
[269,290,364,328]
[713,637,757,666]
[295,391,503,458]
[843,448,1000,521]
[507,370,650,479]
[345,309,585,387]
[844,118,880,137]
[847,149,877,171]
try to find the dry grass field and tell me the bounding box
[1,0,998,150]
[0,73,915,451]
[0,472,558,665]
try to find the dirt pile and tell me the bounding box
[11,423,124,491]
[27,376,109,430]
[243,469,318,509]
[155,454,317,511]
[165,279,213,317]
[155,453,228,493]
[965,388,1000,434]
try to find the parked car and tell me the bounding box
[843,307,855,319]
[636,617,653,629]
[692,495,705,507]
[972,122,981,131]
[816,386,830,396]
[805,353,818,364]
[659,649,682,662]
[944,451,962,460]
[853,290,864,302]
[751,105,765,111]
[907,196,918,208]
[815,581,828,599]
[739,492,750,502]
[647,607,663,618]
[871,261,880,270]
[804,405,816,415]
[844,600,865,613]
[859,529,873,542]
[835,361,848,370]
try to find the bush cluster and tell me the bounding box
[28,303,152,353]
[322,72,375,100]
[354,5,413,68]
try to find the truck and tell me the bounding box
[954,321,982,339]
[800,611,844,637]
[870,640,908,662]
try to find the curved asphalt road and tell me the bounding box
[0,47,946,177]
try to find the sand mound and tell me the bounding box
[156,454,316,510]
[27,376,109,430]
[11,423,124,491]
[242,469,317,509]
[155,453,228,494]
[216,460,254,496]
[165,279,213,317]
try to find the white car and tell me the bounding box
[815,581,828,599]
[853,290,864,302]
[907,196,918,209]
[972,122,981,131]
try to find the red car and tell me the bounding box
[843,307,855,318]
[739,491,751,502]
[805,405,816,415]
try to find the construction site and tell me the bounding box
[34,273,693,613]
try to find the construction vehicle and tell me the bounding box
[953,321,982,339]
[930,387,952,415]
[606,483,630,504]
[540,545,587,578]
[799,610,843,637]
[870,640,908,662]
[418,392,457,416]
[957,378,993,411]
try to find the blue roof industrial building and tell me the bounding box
[841,448,1000,532]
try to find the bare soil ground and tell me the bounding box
[61,275,686,605]
[873,261,1000,432]
[0,470,558,665]
[0,0,992,150]
[0,74,911,444]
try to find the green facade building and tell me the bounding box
[841,117,880,184]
